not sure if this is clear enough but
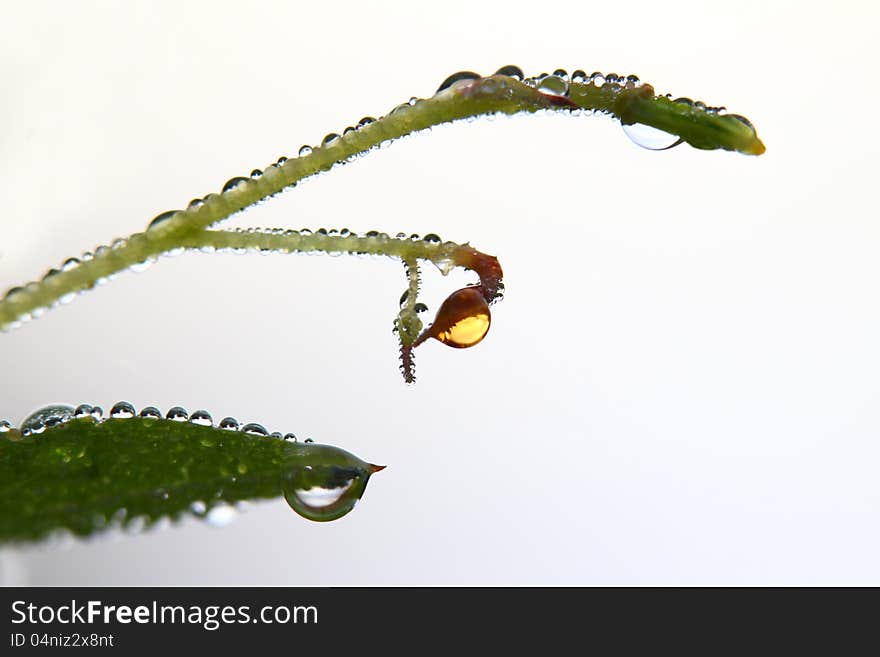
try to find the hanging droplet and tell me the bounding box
[282,462,381,522]
[190,501,207,515]
[189,410,213,427]
[436,71,481,93]
[298,145,313,157]
[222,177,249,193]
[419,287,491,349]
[219,417,240,431]
[148,210,180,231]
[536,74,569,96]
[20,404,75,436]
[622,123,683,150]
[166,406,189,422]
[138,406,162,419]
[109,401,135,419]
[241,423,268,436]
[205,504,237,528]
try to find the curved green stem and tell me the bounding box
[0,67,764,379]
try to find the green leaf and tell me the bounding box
[0,417,383,543]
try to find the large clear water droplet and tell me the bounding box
[189,410,213,427]
[494,65,523,80]
[166,406,189,422]
[20,404,75,436]
[283,464,374,522]
[148,210,180,231]
[536,74,569,96]
[219,417,240,431]
[436,71,480,93]
[138,406,162,419]
[241,423,267,436]
[109,401,135,419]
[622,123,683,150]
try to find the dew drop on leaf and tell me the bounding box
[138,406,162,419]
[166,406,189,422]
[109,401,135,419]
[622,123,683,150]
[282,462,379,522]
[189,410,213,427]
[20,404,75,436]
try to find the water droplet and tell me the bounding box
[20,404,75,436]
[109,401,135,419]
[536,74,569,96]
[42,269,60,281]
[241,423,268,436]
[414,302,428,313]
[422,287,491,348]
[250,169,263,179]
[222,177,249,193]
[166,406,188,422]
[188,198,204,210]
[590,72,605,86]
[90,406,104,421]
[674,97,694,108]
[219,417,240,431]
[422,233,442,243]
[729,114,754,129]
[408,96,418,106]
[189,410,213,427]
[552,68,569,81]
[571,69,587,84]
[494,65,523,80]
[436,71,481,93]
[626,74,641,86]
[61,258,80,272]
[111,238,126,250]
[148,210,180,231]
[74,404,94,419]
[605,72,620,85]
[138,406,162,419]
[205,504,237,527]
[282,464,371,522]
[322,133,340,146]
[357,117,375,128]
[276,156,288,165]
[304,438,314,444]
[298,145,313,157]
[0,419,13,433]
[129,258,155,273]
[284,433,298,442]
[190,501,207,515]
[622,123,683,150]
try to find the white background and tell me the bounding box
[1,0,878,584]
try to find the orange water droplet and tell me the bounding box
[422,287,491,348]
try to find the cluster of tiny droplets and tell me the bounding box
[4,402,307,443]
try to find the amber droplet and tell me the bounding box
[416,286,491,349]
